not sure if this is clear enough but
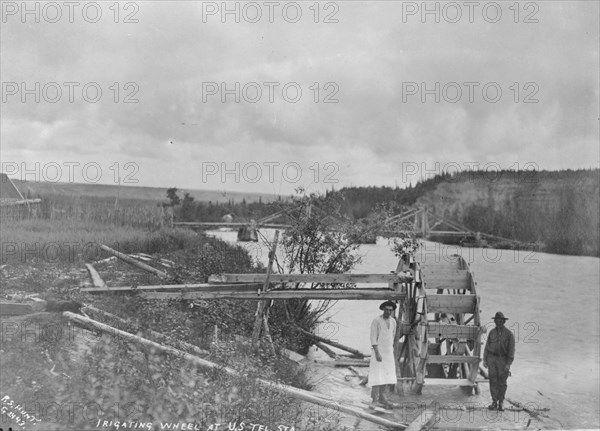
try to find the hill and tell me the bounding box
[12,179,284,204]
[331,169,600,257]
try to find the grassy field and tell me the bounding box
[13,178,284,204]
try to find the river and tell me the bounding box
[208,229,600,429]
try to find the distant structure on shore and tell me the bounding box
[0,173,42,220]
[0,173,25,204]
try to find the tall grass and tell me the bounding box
[0,194,182,264]
[1,194,170,230]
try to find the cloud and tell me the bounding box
[1,1,598,193]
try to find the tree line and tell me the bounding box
[166,168,599,257]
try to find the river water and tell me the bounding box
[208,229,600,429]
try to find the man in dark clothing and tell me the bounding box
[483,311,515,411]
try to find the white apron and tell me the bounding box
[368,316,397,387]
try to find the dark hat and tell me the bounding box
[379,300,397,311]
[492,311,508,320]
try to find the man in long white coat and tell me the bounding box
[368,300,397,408]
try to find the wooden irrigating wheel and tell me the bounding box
[396,253,483,395]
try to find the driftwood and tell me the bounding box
[64,312,407,430]
[294,325,367,358]
[98,244,168,278]
[85,264,106,288]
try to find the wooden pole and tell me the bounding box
[262,315,276,356]
[85,264,106,288]
[98,244,168,278]
[252,231,279,343]
[63,312,407,430]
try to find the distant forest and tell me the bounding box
[171,169,599,257]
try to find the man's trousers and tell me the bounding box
[488,355,510,402]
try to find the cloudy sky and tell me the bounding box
[1,1,598,195]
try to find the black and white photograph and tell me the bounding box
[1,1,598,430]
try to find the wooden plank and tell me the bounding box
[63,312,408,431]
[85,263,107,288]
[426,355,480,364]
[209,273,410,284]
[140,289,406,301]
[0,302,33,316]
[81,283,264,293]
[423,378,484,386]
[174,222,292,229]
[426,295,475,314]
[420,268,467,278]
[428,230,468,235]
[427,323,479,340]
[422,277,469,291]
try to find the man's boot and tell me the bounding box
[488,400,498,410]
[498,401,504,411]
[379,389,393,408]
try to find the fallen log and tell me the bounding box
[64,312,408,430]
[129,254,152,262]
[294,325,367,358]
[313,358,370,367]
[85,264,107,288]
[81,283,263,294]
[98,244,168,278]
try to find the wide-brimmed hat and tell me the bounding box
[492,311,508,320]
[379,300,397,311]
